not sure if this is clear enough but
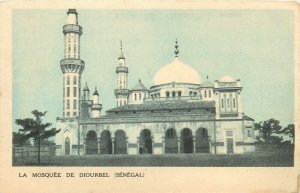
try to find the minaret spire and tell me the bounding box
[115,41,129,107]
[174,38,179,57]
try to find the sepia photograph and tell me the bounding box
[11,7,295,167]
[0,1,299,193]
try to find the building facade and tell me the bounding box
[56,9,255,156]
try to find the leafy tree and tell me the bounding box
[254,118,283,144]
[13,131,27,146]
[278,124,295,144]
[15,110,60,165]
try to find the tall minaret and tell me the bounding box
[114,41,129,107]
[60,9,85,117]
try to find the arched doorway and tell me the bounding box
[100,130,112,154]
[196,128,210,153]
[114,130,127,154]
[85,130,98,155]
[139,129,152,154]
[180,128,193,154]
[65,136,70,155]
[165,128,178,154]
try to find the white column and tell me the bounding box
[193,136,196,154]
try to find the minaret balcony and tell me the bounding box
[60,59,85,73]
[63,24,82,35]
[91,104,102,110]
[116,66,128,73]
[114,89,129,96]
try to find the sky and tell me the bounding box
[13,9,295,130]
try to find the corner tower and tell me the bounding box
[60,9,85,117]
[114,41,129,107]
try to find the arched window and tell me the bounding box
[194,92,197,96]
[134,93,137,101]
[233,98,236,108]
[67,87,70,97]
[178,91,182,97]
[209,90,211,97]
[67,76,70,85]
[73,99,77,109]
[73,87,76,97]
[139,93,141,100]
[189,91,193,96]
[166,91,170,98]
[74,45,76,57]
[67,99,70,109]
[227,98,230,108]
[204,90,207,98]
[248,130,251,137]
[166,129,175,137]
[221,99,224,108]
[73,76,77,85]
[172,91,176,98]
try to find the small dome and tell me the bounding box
[153,58,202,85]
[219,75,235,82]
[83,82,89,91]
[201,80,214,87]
[67,9,78,15]
[93,90,99,96]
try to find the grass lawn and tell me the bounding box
[13,151,293,167]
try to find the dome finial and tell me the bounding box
[174,38,179,57]
[118,40,125,59]
[93,86,99,95]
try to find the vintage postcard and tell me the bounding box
[0,1,299,193]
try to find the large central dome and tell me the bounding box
[153,57,202,86]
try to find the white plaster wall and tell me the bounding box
[56,118,79,155]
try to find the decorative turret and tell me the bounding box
[114,41,129,107]
[82,82,90,100]
[129,79,149,105]
[200,76,214,101]
[214,76,243,119]
[91,87,102,118]
[61,9,85,117]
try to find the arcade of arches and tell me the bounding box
[82,128,210,155]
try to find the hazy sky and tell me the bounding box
[13,9,294,130]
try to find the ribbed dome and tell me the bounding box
[219,75,235,82]
[153,58,202,85]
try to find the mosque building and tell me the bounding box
[55,9,255,156]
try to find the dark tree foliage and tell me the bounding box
[254,119,294,144]
[278,124,295,144]
[14,110,60,164]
